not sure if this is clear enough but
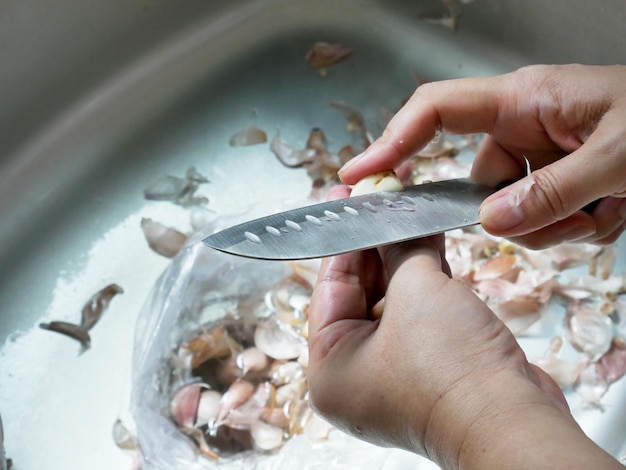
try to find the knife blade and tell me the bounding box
[203,178,496,260]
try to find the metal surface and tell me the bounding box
[204,179,495,259]
[0,1,625,469]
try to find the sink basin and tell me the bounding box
[1,1,625,468]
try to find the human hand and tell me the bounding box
[338,64,626,249]
[306,187,623,469]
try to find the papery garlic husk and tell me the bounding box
[269,278,311,327]
[254,317,306,360]
[141,218,188,258]
[329,102,365,134]
[170,382,207,428]
[250,421,284,451]
[598,342,626,384]
[305,42,352,69]
[290,259,322,290]
[575,362,609,406]
[529,338,583,389]
[472,253,518,282]
[112,418,138,450]
[270,133,316,168]
[81,283,124,331]
[350,171,404,197]
[565,305,614,361]
[229,127,268,147]
[183,326,237,369]
[181,427,220,460]
[492,298,540,335]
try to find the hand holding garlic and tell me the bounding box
[339,64,626,249]
[306,184,623,470]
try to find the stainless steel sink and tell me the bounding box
[1,1,625,468]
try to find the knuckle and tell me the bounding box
[528,169,570,222]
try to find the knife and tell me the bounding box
[203,178,496,260]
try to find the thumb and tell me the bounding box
[479,120,626,237]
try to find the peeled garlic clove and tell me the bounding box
[236,347,271,375]
[196,390,222,428]
[141,218,188,258]
[254,318,306,360]
[350,171,404,197]
[217,380,255,424]
[250,421,284,451]
[270,361,304,386]
[170,383,206,428]
[303,412,334,441]
[275,377,308,406]
[297,347,309,368]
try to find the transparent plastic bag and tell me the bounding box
[130,202,434,470]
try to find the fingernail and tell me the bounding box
[479,192,525,231]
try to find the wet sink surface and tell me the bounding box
[1,1,625,468]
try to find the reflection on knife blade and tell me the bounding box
[203,179,496,261]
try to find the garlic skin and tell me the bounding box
[349,171,404,197]
[141,218,188,258]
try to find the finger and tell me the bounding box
[339,75,509,184]
[479,112,626,237]
[591,221,626,246]
[308,184,377,358]
[378,237,445,285]
[586,197,626,242]
[573,196,626,245]
[505,211,596,250]
[470,135,525,187]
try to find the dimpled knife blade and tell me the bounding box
[203,178,496,260]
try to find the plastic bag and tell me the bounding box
[130,202,434,470]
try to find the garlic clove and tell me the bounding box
[170,383,206,428]
[303,412,334,441]
[216,380,256,425]
[349,171,404,197]
[250,421,284,451]
[236,347,271,375]
[195,390,222,428]
[254,318,306,361]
